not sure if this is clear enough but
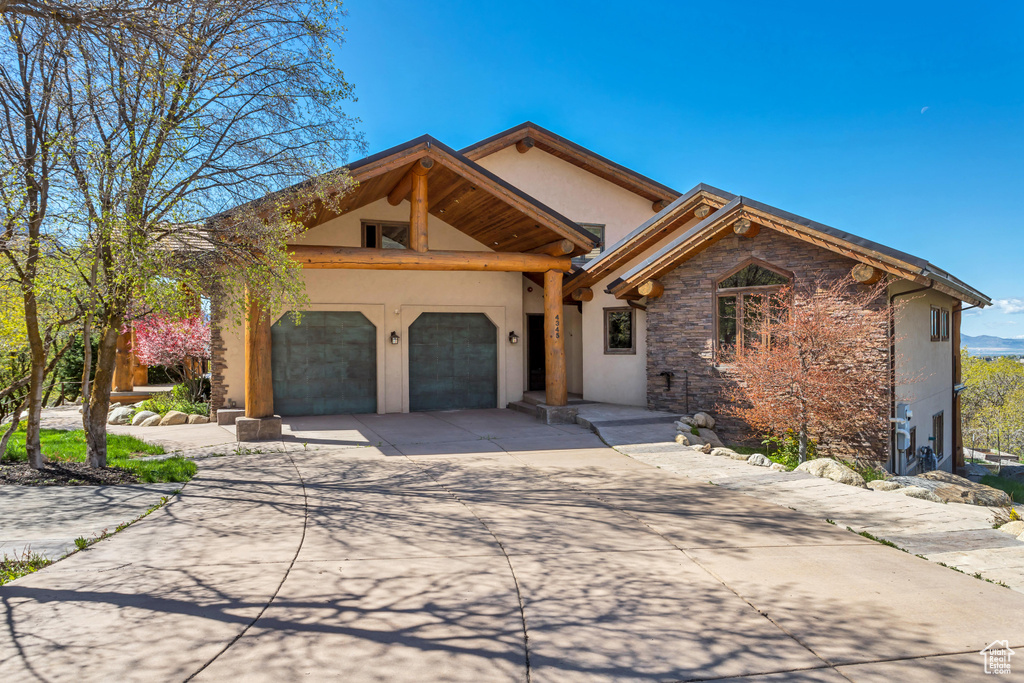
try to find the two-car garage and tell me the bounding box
[270,311,497,416]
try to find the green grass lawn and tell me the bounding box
[3,428,196,483]
[981,474,1024,504]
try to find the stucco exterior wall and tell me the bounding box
[474,146,655,247]
[644,230,889,457]
[891,282,956,473]
[218,198,524,413]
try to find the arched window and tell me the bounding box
[716,259,791,357]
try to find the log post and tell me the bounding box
[733,218,760,238]
[113,327,134,392]
[570,287,594,302]
[530,239,575,256]
[652,199,670,212]
[953,300,964,470]
[544,270,567,407]
[410,163,429,253]
[516,136,535,153]
[288,245,572,272]
[244,289,274,418]
[851,263,883,285]
[638,279,664,299]
[387,157,434,206]
[694,204,711,219]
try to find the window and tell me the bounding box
[909,426,917,459]
[362,221,409,249]
[932,412,944,457]
[716,261,790,359]
[930,307,950,342]
[604,307,635,354]
[572,223,605,267]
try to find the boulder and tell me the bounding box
[159,410,188,426]
[795,458,867,488]
[697,428,724,448]
[747,453,771,467]
[699,443,713,454]
[676,416,697,428]
[769,463,787,472]
[867,480,904,492]
[675,432,704,447]
[710,447,736,458]
[107,406,134,425]
[131,410,159,426]
[890,471,1012,507]
[693,412,716,429]
[898,486,944,503]
[140,415,162,427]
[187,414,210,425]
[997,521,1024,536]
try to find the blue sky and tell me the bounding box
[334,1,1023,337]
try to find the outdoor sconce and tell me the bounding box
[390,331,400,345]
[508,331,519,345]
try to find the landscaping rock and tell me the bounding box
[675,432,704,447]
[867,480,904,492]
[997,521,1024,536]
[890,472,1012,507]
[107,406,134,425]
[795,458,867,488]
[747,453,771,467]
[187,414,210,425]
[710,447,735,458]
[699,443,713,454]
[898,486,944,503]
[131,410,158,426]
[693,412,716,429]
[140,415,162,427]
[960,462,994,479]
[159,410,188,426]
[697,428,723,448]
[769,463,787,472]
[676,416,696,428]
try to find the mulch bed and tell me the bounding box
[0,461,141,486]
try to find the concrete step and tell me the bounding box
[507,400,540,417]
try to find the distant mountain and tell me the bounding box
[962,335,1024,356]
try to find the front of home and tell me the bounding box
[211,122,989,475]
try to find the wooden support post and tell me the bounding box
[387,157,434,206]
[638,279,664,299]
[113,327,134,392]
[516,136,535,153]
[570,287,594,302]
[544,270,567,407]
[244,289,274,419]
[851,263,883,285]
[410,164,429,253]
[733,218,760,238]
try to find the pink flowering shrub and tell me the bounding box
[134,316,211,401]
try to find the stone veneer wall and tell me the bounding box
[645,230,888,458]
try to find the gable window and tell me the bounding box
[930,307,950,342]
[362,221,409,249]
[716,260,790,358]
[932,411,944,457]
[572,223,605,267]
[604,307,635,354]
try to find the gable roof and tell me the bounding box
[563,183,736,294]
[605,195,990,307]
[460,122,680,206]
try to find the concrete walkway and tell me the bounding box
[576,402,1024,593]
[3,408,1024,681]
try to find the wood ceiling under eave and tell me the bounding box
[301,147,594,256]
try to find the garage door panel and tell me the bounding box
[409,313,496,412]
[272,311,377,416]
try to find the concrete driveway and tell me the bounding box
[3,409,1024,682]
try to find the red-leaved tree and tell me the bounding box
[134,316,211,401]
[719,276,891,463]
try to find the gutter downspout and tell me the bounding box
[888,282,933,475]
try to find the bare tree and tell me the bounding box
[62,0,362,466]
[0,1,174,39]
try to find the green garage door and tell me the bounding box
[409,313,497,411]
[271,311,376,416]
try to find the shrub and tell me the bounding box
[761,431,817,470]
[138,384,209,417]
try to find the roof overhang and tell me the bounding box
[461,122,680,206]
[607,196,990,307]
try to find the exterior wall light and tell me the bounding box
[390,331,400,345]
[508,331,519,344]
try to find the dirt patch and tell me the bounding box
[0,461,141,486]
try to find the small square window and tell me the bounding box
[604,308,635,354]
[362,221,409,249]
[572,224,605,267]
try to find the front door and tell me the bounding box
[526,313,545,392]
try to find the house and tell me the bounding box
[210,122,990,475]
